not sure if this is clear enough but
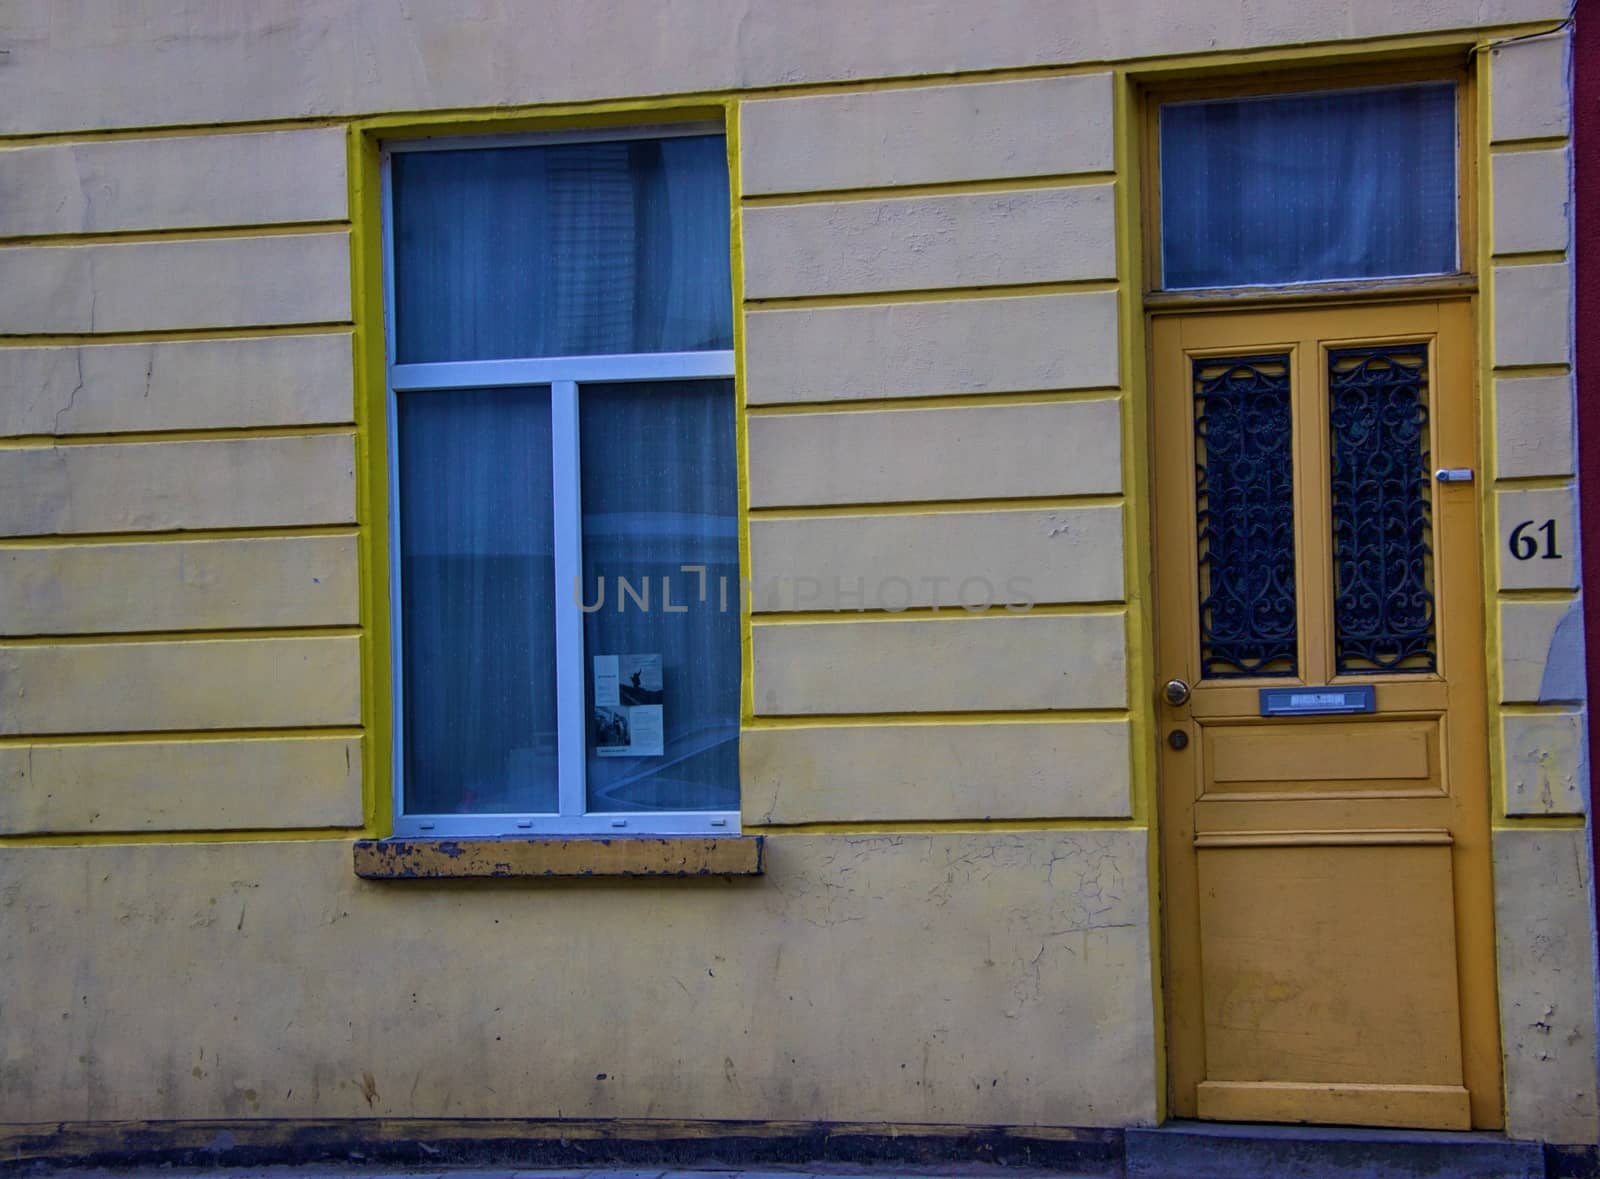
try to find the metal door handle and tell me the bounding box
[1164,679,1191,706]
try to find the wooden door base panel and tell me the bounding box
[1197,1081,1472,1130]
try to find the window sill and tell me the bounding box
[352,835,764,880]
[1144,272,1477,310]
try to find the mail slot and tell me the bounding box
[1258,685,1377,717]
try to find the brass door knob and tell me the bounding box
[1164,679,1191,706]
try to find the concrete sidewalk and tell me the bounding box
[10,1125,1575,1178]
[15,1170,1090,1179]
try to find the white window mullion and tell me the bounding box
[391,350,734,392]
[551,378,587,819]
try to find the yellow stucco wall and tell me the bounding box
[0,0,1593,1144]
[1480,29,1598,1143]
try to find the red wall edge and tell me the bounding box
[1575,0,1600,911]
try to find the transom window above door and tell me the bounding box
[1157,82,1461,290]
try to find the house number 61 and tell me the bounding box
[1508,519,1562,561]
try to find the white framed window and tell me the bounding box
[382,124,740,837]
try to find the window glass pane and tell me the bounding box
[579,379,739,812]
[1194,354,1298,679]
[1329,344,1437,673]
[1160,84,1457,289]
[398,386,558,815]
[393,134,733,362]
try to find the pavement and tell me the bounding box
[11,1170,1090,1179]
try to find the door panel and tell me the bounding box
[1197,841,1465,1121]
[1204,718,1441,795]
[1154,301,1499,1129]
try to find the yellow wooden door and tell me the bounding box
[1154,300,1499,1130]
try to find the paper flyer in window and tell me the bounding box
[592,653,664,757]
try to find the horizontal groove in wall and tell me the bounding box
[748,61,1119,99]
[1493,473,1577,489]
[0,725,364,747]
[1495,588,1580,604]
[0,220,352,249]
[0,524,359,549]
[743,278,1119,310]
[383,24,1545,104]
[744,817,1144,834]
[0,21,1556,144]
[1122,22,1551,78]
[1492,363,1572,378]
[1496,702,1589,717]
[746,387,1124,415]
[0,117,354,147]
[0,423,356,449]
[749,493,1125,519]
[740,171,1119,207]
[1488,135,1573,153]
[751,602,1125,624]
[0,826,368,848]
[1491,250,1570,266]
[745,708,1132,729]
[0,322,355,347]
[0,625,364,647]
[743,710,1132,730]
[1490,816,1588,831]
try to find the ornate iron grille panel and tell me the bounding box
[1194,354,1297,678]
[1328,344,1437,673]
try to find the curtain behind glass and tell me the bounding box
[398,386,558,815]
[393,135,733,362]
[1160,84,1458,289]
[578,380,739,812]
